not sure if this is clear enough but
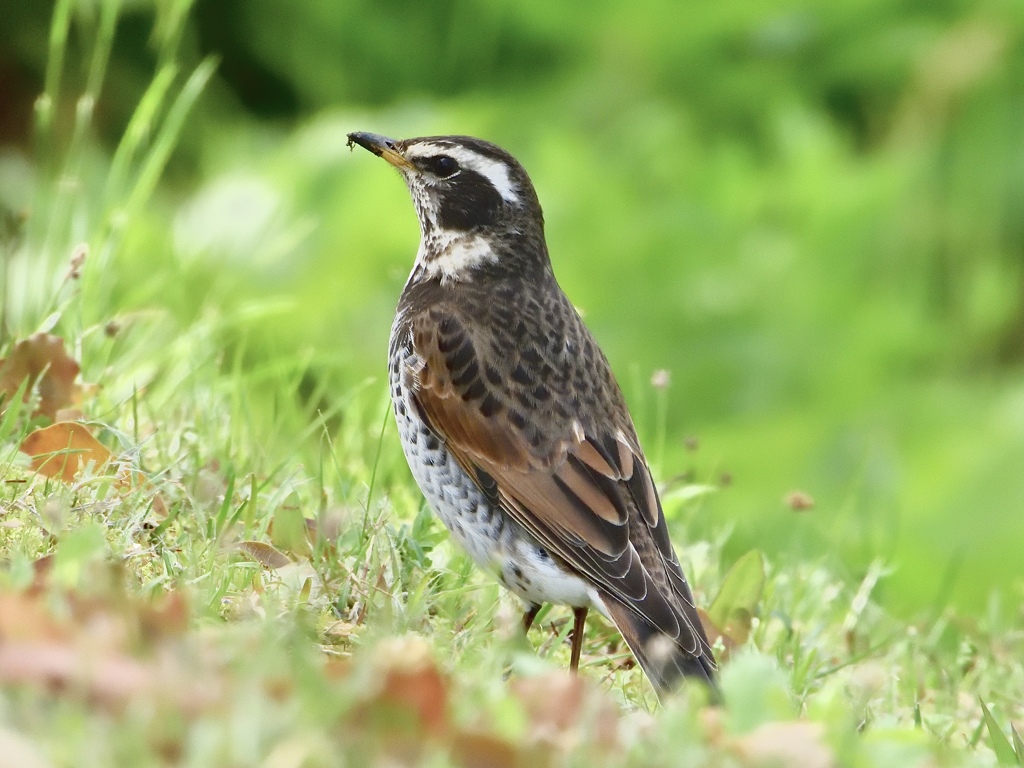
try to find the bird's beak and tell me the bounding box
[347,131,415,171]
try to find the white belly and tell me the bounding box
[388,334,600,612]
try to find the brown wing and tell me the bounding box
[399,305,716,681]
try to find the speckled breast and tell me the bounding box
[388,327,507,569]
[388,318,598,611]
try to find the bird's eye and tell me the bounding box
[427,155,459,178]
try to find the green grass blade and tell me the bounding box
[214,469,237,538]
[363,398,392,514]
[123,57,218,222]
[154,0,198,67]
[85,0,121,101]
[1011,726,1024,766]
[980,698,1019,766]
[104,64,179,209]
[35,0,74,157]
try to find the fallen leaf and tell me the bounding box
[698,607,726,651]
[450,731,521,768]
[0,334,81,419]
[323,658,350,680]
[511,673,587,736]
[0,641,151,704]
[325,620,358,639]
[0,593,68,643]
[237,541,292,569]
[377,667,448,735]
[0,582,222,718]
[699,706,726,746]
[138,591,190,640]
[0,636,221,715]
[510,672,619,751]
[263,675,293,702]
[20,422,111,483]
[370,636,449,736]
[733,721,834,768]
[27,556,55,596]
[151,492,169,518]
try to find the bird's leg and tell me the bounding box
[570,606,589,673]
[522,603,541,633]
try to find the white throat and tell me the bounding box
[411,230,498,286]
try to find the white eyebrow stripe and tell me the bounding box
[405,142,521,204]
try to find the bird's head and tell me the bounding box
[347,132,548,283]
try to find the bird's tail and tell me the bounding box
[605,598,720,701]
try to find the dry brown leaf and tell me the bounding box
[371,636,449,736]
[325,620,358,639]
[20,422,112,483]
[0,578,221,718]
[0,589,220,720]
[378,664,448,736]
[323,658,351,680]
[699,705,726,745]
[263,675,294,702]
[151,493,169,518]
[138,591,190,640]
[510,672,619,751]
[733,721,835,768]
[450,731,521,768]
[0,333,82,419]
[0,592,69,643]
[27,556,55,597]
[698,607,730,653]
[237,541,292,569]
[511,673,587,735]
[0,641,151,703]
[699,605,755,659]
[0,638,222,715]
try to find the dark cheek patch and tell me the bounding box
[438,171,503,230]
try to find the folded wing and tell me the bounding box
[400,307,717,693]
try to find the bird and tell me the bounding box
[347,131,717,697]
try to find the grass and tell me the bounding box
[0,4,1022,766]
[0,356,1021,766]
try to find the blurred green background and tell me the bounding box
[2,0,1023,616]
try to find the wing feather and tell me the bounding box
[399,307,716,677]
